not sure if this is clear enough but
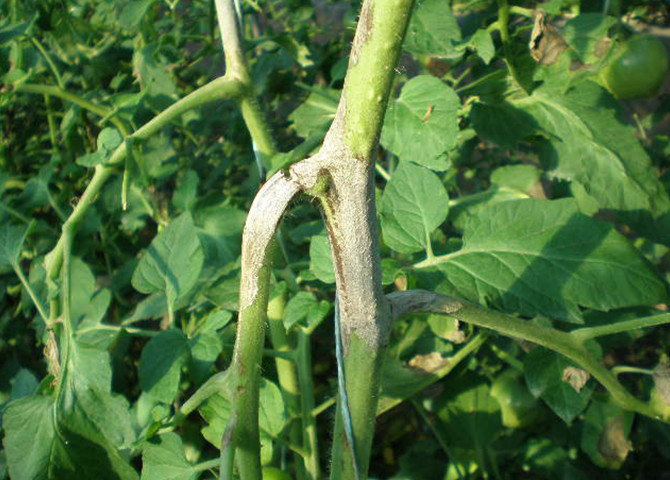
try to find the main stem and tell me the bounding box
[313,1,415,478]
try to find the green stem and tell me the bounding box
[15,83,127,135]
[313,397,336,417]
[43,76,245,282]
[340,0,415,159]
[453,304,656,417]
[30,37,64,88]
[267,285,311,480]
[374,163,390,181]
[13,264,50,326]
[44,94,59,150]
[612,365,654,377]
[240,96,277,172]
[571,313,670,342]
[194,458,221,472]
[489,342,524,371]
[231,258,273,479]
[296,329,320,479]
[509,6,533,17]
[496,0,526,93]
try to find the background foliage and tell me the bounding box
[1,0,670,479]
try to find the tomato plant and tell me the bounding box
[1,1,669,480]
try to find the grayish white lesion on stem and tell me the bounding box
[238,172,302,311]
[387,290,464,320]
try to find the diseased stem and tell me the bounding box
[229,173,302,478]
[386,290,665,422]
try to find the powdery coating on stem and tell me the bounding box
[322,160,390,350]
[239,172,302,310]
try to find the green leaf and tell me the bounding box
[69,257,111,330]
[434,375,501,466]
[120,0,158,29]
[76,128,123,167]
[142,134,179,179]
[258,379,286,437]
[69,343,113,393]
[195,205,246,281]
[381,258,402,286]
[562,14,616,64]
[523,439,589,480]
[283,291,331,331]
[172,170,199,212]
[580,397,633,469]
[200,379,285,464]
[132,212,204,312]
[76,151,106,168]
[309,234,335,284]
[289,86,339,139]
[0,19,33,45]
[205,270,240,311]
[404,0,462,58]
[97,128,122,152]
[188,332,223,384]
[523,347,593,423]
[3,393,138,480]
[7,369,39,403]
[514,82,670,246]
[3,396,54,480]
[432,199,666,323]
[471,29,495,65]
[139,329,190,404]
[470,102,538,149]
[381,76,460,169]
[133,43,178,108]
[141,433,199,480]
[0,223,28,273]
[198,309,233,334]
[380,162,449,254]
[490,164,542,194]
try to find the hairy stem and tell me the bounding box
[230,173,301,478]
[267,285,313,480]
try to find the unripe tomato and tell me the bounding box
[601,34,669,99]
[491,369,541,428]
[262,467,293,480]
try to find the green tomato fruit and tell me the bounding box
[491,369,541,428]
[601,34,669,100]
[262,467,293,480]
